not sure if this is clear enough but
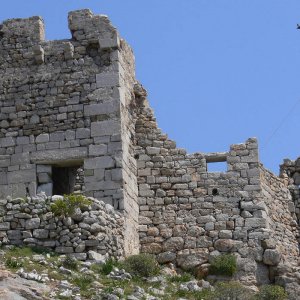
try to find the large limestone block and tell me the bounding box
[7,169,35,184]
[177,249,209,270]
[96,73,120,88]
[25,218,41,230]
[31,147,87,163]
[84,157,115,169]
[84,102,119,116]
[91,120,121,137]
[263,249,281,265]
[163,237,184,252]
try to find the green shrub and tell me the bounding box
[72,274,94,291]
[213,281,253,300]
[5,257,23,269]
[256,285,287,300]
[175,288,214,300]
[62,255,78,270]
[101,258,116,275]
[123,253,160,277]
[31,246,54,255]
[50,194,91,217]
[209,254,237,276]
[168,272,193,283]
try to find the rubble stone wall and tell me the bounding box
[0,195,125,260]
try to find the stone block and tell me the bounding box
[32,147,87,163]
[85,239,99,247]
[55,246,74,254]
[70,253,87,261]
[38,173,52,183]
[263,249,281,265]
[91,120,121,137]
[0,155,10,167]
[50,132,65,142]
[76,128,91,139]
[176,249,209,270]
[37,183,53,195]
[84,156,114,169]
[7,230,21,240]
[25,218,41,230]
[7,169,35,184]
[244,218,267,228]
[88,144,107,156]
[84,102,119,116]
[0,172,7,185]
[0,222,10,230]
[16,136,30,145]
[96,73,120,88]
[65,130,76,140]
[35,133,49,143]
[157,251,176,264]
[37,165,52,173]
[33,229,49,239]
[11,153,30,165]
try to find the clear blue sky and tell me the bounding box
[1,1,300,174]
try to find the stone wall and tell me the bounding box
[134,96,300,288]
[280,158,300,221]
[0,9,139,255]
[0,194,124,260]
[0,10,300,294]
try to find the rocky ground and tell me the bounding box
[0,246,288,300]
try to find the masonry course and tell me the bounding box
[0,9,300,298]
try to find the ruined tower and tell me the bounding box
[0,10,300,297]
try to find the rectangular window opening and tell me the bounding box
[52,166,83,195]
[37,161,84,196]
[206,161,227,173]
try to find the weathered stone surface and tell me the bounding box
[163,237,184,252]
[177,249,209,270]
[263,249,281,265]
[25,218,41,230]
[157,251,176,264]
[214,239,234,252]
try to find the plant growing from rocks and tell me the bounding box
[122,253,160,278]
[62,255,78,270]
[209,254,237,276]
[50,193,91,217]
[255,285,287,300]
[168,272,193,283]
[72,274,94,291]
[100,258,117,275]
[5,257,23,269]
[213,281,254,300]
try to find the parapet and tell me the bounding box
[0,9,119,51]
[0,16,45,45]
[68,9,120,49]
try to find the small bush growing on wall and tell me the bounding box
[50,194,91,217]
[256,285,287,300]
[122,253,160,277]
[209,254,237,276]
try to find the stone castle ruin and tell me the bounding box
[0,9,300,295]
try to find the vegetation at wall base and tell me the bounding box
[209,253,237,276]
[122,253,160,277]
[255,284,287,300]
